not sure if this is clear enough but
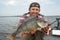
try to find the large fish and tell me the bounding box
[6,16,48,39]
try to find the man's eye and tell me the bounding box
[32,9,35,10]
[36,9,39,11]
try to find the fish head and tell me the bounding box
[36,18,48,28]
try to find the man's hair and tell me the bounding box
[29,2,40,9]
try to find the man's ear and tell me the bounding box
[29,8,30,11]
[39,9,40,12]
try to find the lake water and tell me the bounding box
[0,16,60,40]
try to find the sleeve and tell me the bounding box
[16,13,29,28]
[18,14,27,24]
[16,15,26,28]
[38,15,48,22]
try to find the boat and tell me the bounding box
[51,18,60,36]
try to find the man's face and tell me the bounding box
[29,7,40,16]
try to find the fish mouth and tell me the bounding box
[37,22,48,28]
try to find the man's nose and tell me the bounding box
[33,10,37,13]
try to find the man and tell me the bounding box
[6,2,51,40]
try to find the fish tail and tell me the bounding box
[5,33,16,40]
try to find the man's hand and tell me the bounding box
[20,30,36,38]
[19,32,24,38]
[30,30,36,34]
[24,28,41,34]
[20,31,30,38]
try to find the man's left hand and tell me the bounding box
[30,30,36,34]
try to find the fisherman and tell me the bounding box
[6,2,51,40]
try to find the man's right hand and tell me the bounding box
[20,30,37,38]
[19,31,30,38]
[19,32,24,38]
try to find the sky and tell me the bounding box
[0,0,60,16]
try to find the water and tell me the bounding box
[0,16,60,40]
[0,17,19,33]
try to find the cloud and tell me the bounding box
[6,0,17,5]
[25,0,54,5]
[0,0,54,6]
[0,0,19,6]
